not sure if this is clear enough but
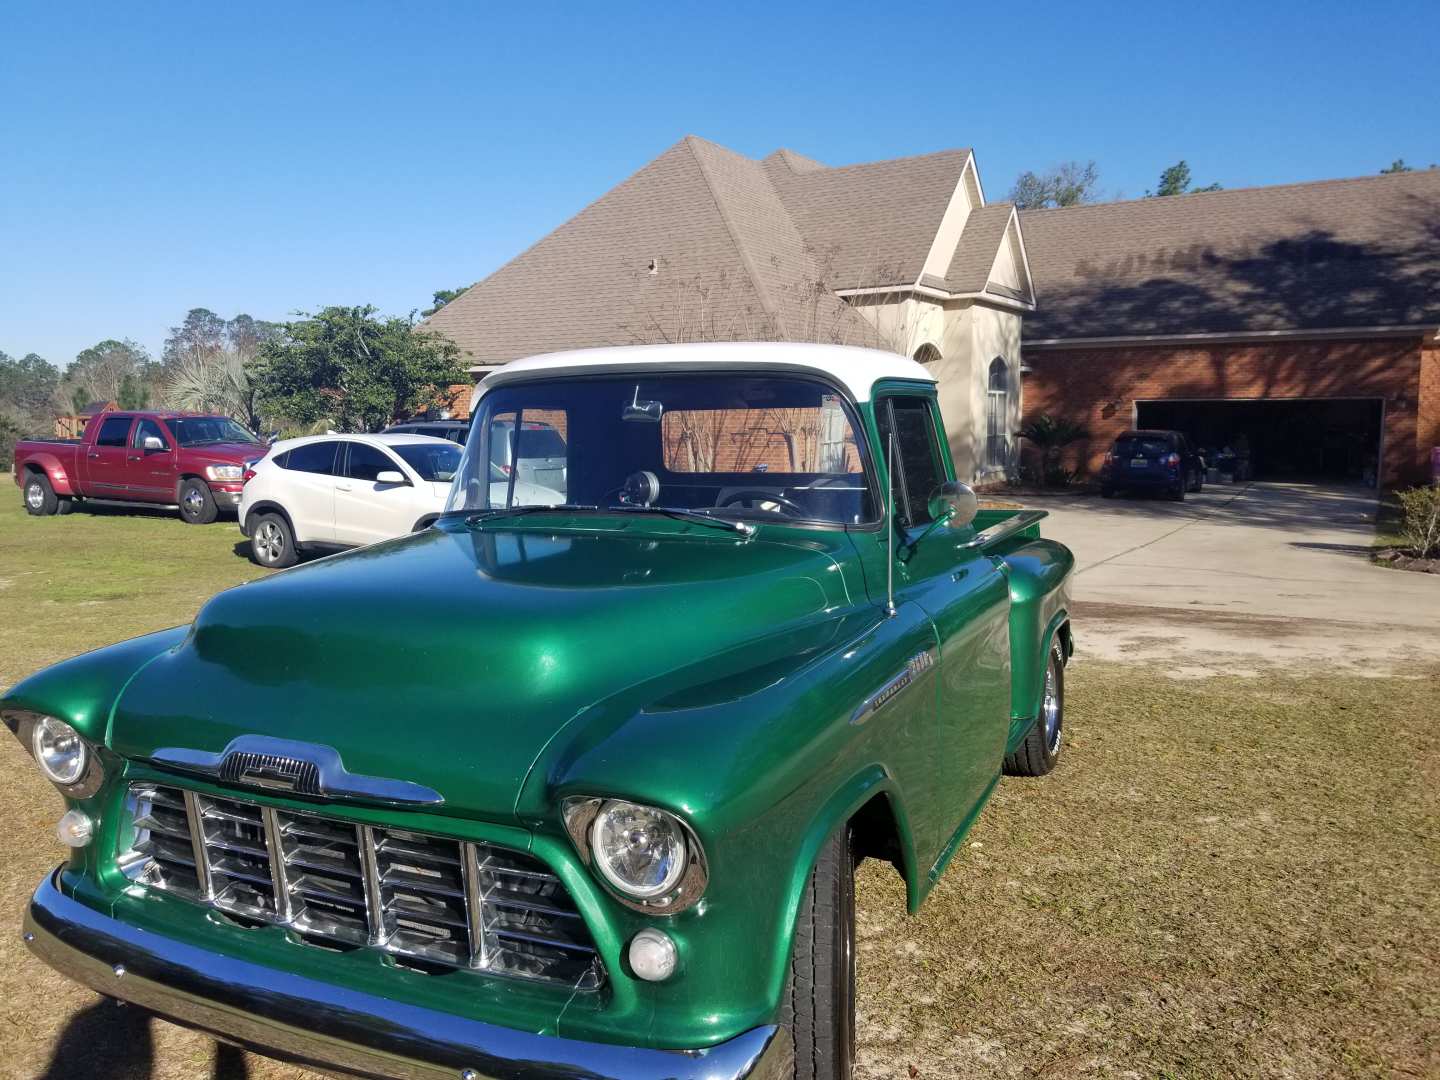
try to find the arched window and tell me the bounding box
[986,358,1010,469]
[913,343,942,366]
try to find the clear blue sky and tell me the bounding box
[3,1,1436,366]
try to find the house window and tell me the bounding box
[913,343,942,366]
[986,358,1010,470]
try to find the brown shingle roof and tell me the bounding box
[423,137,977,363]
[1021,169,1440,340]
[764,148,973,287]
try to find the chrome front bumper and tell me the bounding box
[24,872,793,1080]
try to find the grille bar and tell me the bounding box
[122,783,603,990]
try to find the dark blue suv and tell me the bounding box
[1100,430,1204,501]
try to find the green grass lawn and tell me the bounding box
[0,479,1436,1079]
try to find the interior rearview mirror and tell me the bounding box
[375,470,407,485]
[928,481,979,529]
[622,385,663,422]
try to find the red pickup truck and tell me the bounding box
[13,412,266,524]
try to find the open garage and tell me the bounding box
[1017,170,1440,488]
[1136,397,1383,483]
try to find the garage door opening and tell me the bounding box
[1135,398,1382,484]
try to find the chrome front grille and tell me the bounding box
[121,783,604,989]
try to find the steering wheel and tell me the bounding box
[716,489,807,517]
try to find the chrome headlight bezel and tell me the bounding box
[3,709,106,798]
[562,796,708,914]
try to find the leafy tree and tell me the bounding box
[252,306,466,433]
[1149,160,1221,197]
[117,372,150,410]
[0,351,62,461]
[422,286,470,317]
[1381,159,1414,174]
[1009,161,1100,209]
[157,309,283,430]
[64,339,152,407]
[0,350,61,416]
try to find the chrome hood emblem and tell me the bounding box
[148,736,444,805]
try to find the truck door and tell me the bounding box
[86,414,136,494]
[874,394,1012,841]
[129,418,177,501]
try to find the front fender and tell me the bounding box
[1,626,189,745]
[992,537,1073,746]
[520,602,937,1050]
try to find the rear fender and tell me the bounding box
[22,454,76,496]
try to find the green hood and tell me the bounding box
[109,522,856,820]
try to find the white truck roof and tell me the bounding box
[475,343,936,404]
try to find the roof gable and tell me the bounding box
[1022,169,1440,340]
[764,148,974,288]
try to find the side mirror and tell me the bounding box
[375,470,407,485]
[143,436,167,452]
[927,481,979,529]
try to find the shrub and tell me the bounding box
[1396,483,1440,557]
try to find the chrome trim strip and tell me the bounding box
[260,807,291,922]
[181,790,213,901]
[462,842,489,970]
[357,824,385,947]
[25,871,794,1080]
[149,735,444,806]
[850,648,936,725]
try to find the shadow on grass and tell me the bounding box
[38,999,252,1079]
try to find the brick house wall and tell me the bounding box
[1021,336,1429,487]
[1421,339,1440,480]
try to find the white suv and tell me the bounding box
[239,433,561,567]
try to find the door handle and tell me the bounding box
[87,452,100,459]
[336,484,353,492]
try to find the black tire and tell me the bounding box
[1167,484,1185,502]
[781,826,856,1080]
[1004,638,1065,777]
[179,477,218,524]
[23,472,59,516]
[1192,470,1204,493]
[249,512,298,568]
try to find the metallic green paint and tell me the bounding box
[5,379,1075,1059]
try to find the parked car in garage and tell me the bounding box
[1100,429,1205,500]
[9,344,1073,1080]
[12,412,264,523]
[239,433,563,567]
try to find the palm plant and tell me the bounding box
[1016,414,1089,487]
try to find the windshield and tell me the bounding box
[447,374,876,526]
[171,417,261,447]
[392,441,463,482]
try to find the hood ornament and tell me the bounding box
[148,735,444,805]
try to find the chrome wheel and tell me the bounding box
[25,481,44,510]
[254,520,284,564]
[183,487,205,513]
[1041,656,1062,754]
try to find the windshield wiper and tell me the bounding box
[465,504,600,527]
[608,505,755,537]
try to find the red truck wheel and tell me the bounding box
[23,473,59,516]
[179,478,218,524]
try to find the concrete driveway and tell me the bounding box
[1021,482,1440,676]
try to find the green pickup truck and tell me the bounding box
[6,343,1074,1080]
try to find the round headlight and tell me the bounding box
[32,716,88,786]
[590,800,687,900]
